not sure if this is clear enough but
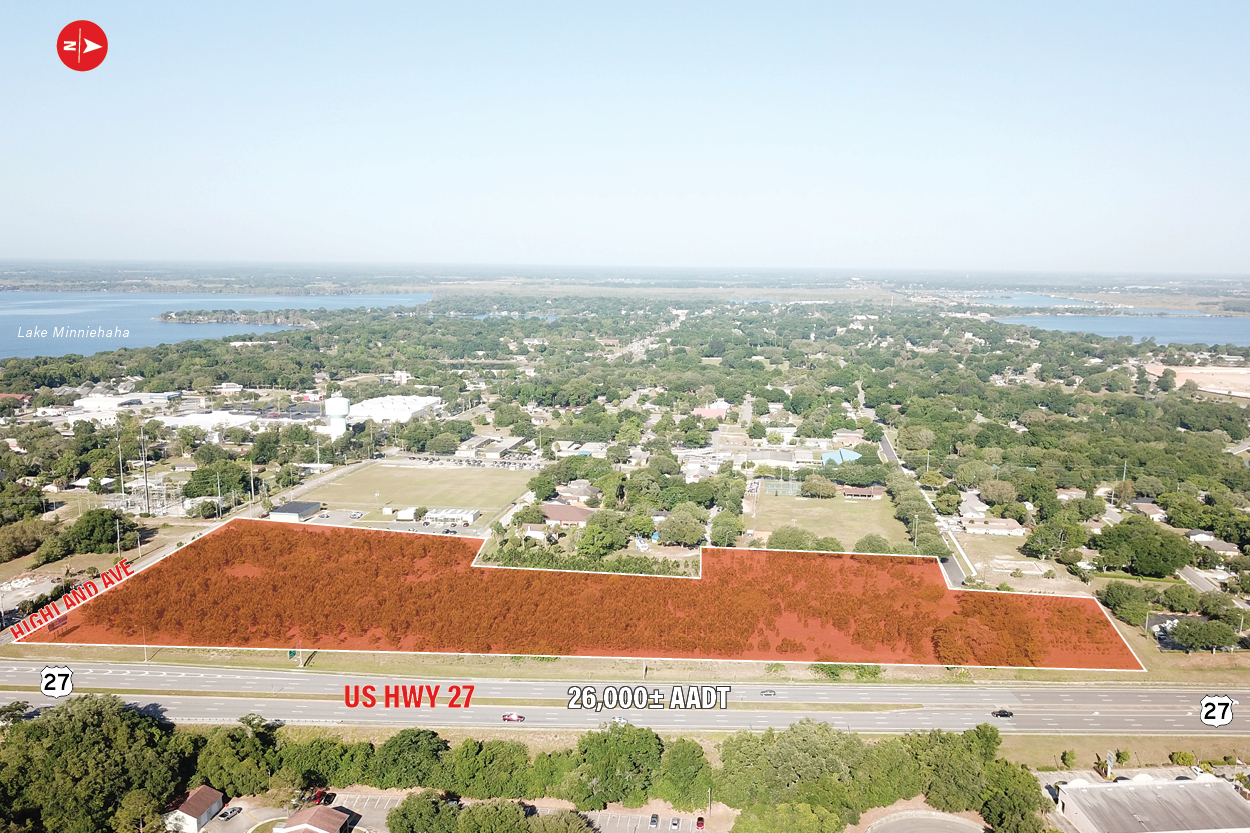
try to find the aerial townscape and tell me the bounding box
[4,5,1250,833]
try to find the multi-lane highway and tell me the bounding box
[2,661,1245,734]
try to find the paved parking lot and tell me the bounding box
[556,808,700,831]
[203,796,701,833]
[325,793,407,832]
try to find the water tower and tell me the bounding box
[326,396,350,440]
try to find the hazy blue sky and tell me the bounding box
[2,3,1248,272]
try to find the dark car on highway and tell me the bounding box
[991,709,1014,718]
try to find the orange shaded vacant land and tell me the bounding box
[29,519,1141,669]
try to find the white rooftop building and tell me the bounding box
[156,410,262,432]
[349,395,441,424]
[1056,775,1250,833]
[425,508,479,525]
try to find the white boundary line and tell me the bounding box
[18,637,1145,673]
[29,517,1145,672]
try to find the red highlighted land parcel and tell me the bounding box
[28,519,1141,670]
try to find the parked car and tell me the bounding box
[218,807,241,821]
[991,709,1014,718]
[649,815,659,829]
[320,793,336,806]
[502,713,525,722]
[319,513,329,519]
[670,820,680,830]
[697,818,704,829]
[311,790,326,804]
[349,511,363,520]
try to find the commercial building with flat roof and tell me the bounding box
[270,501,322,522]
[1056,775,1250,833]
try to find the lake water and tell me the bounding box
[0,291,432,359]
[997,314,1250,346]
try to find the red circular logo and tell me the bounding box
[57,20,108,72]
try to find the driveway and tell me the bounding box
[200,800,287,833]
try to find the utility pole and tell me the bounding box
[249,462,255,504]
[118,437,125,498]
[139,428,150,514]
[216,473,222,519]
[115,519,121,558]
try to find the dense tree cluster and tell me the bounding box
[0,695,1047,833]
[1098,579,1245,651]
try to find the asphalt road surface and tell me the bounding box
[866,814,982,833]
[3,661,1247,734]
[878,433,900,464]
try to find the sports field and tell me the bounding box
[753,492,910,548]
[26,520,1142,670]
[301,463,531,513]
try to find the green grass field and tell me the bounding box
[751,492,910,550]
[301,463,531,513]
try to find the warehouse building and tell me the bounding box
[270,501,323,523]
[1056,775,1250,833]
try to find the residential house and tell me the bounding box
[959,492,990,519]
[962,517,1026,536]
[1206,540,1241,557]
[556,479,602,505]
[1133,501,1168,523]
[521,523,548,542]
[542,504,594,528]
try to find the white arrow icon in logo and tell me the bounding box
[83,37,102,54]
